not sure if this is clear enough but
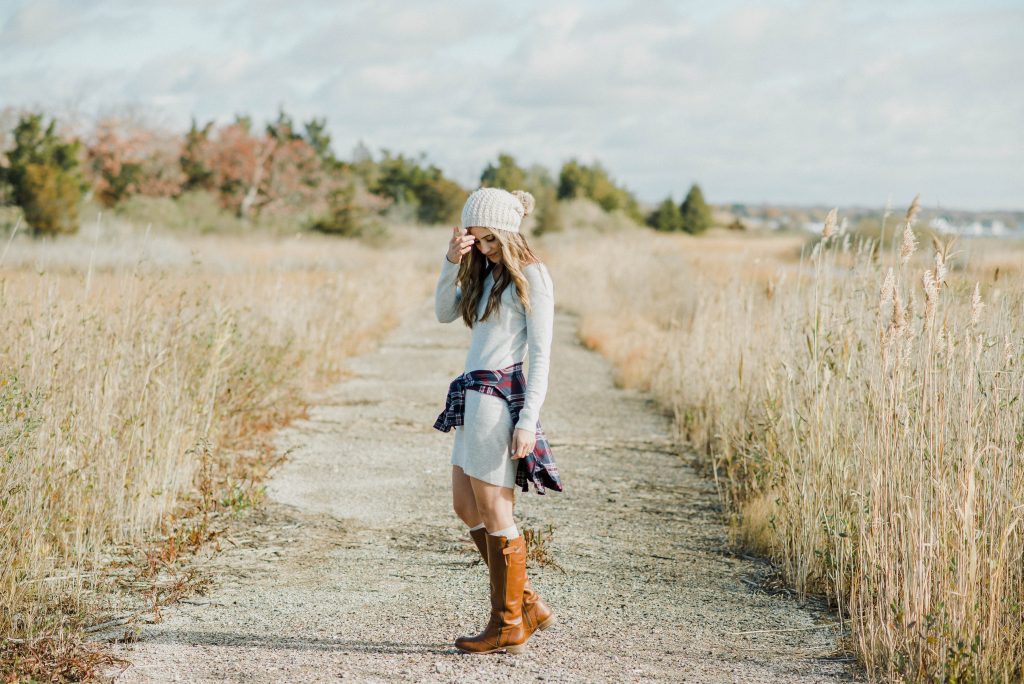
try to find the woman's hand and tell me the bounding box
[511,428,536,460]
[446,226,475,264]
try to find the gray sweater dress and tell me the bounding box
[434,254,555,489]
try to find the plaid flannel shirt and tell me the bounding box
[433,361,563,495]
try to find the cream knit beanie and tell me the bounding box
[460,187,536,233]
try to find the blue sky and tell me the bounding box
[1,0,1021,210]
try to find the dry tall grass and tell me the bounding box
[545,213,1024,682]
[0,222,436,647]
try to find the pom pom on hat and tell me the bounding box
[511,190,535,217]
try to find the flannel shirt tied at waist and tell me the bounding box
[433,361,563,495]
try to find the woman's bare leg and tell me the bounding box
[452,465,483,527]
[468,476,516,532]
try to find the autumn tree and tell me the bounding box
[0,113,85,235]
[201,121,269,217]
[184,116,322,219]
[85,117,185,206]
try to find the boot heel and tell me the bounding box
[538,614,558,631]
[505,643,528,654]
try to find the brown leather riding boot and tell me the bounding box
[455,534,529,654]
[469,527,557,639]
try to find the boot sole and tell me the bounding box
[455,643,528,655]
[537,614,557,631]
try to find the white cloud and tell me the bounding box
[0,0,1021,209]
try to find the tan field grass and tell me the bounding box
[0,222,437,666]
[544,215,1024,682]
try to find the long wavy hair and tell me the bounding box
[457,229,541,327]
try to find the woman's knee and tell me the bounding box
[452,496,478,523]
[469,486,514,528]
[451,490,480,525]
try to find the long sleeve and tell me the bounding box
[515,264,555,432]
[434,253,462,323]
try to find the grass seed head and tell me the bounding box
[822,208,838,239]
[899,195,922,266]
[905,194,921,227]
[971,283,984,326]
[891,288,906,339]
[879,268,895,312]
[933,251,947,288]
[922,269,938,328]
[900,223,918,266]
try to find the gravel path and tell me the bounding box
[111,302,855,683]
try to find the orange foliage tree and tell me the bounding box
[182,116,323,219]
[85,118,185,207]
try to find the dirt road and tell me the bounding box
[111,302,853,683]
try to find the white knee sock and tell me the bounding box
[488,524,520,540]
[468,522,485,532]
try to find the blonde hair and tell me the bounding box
[457,229,541,327]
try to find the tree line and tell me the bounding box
[0,110,712,237]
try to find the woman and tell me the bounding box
[432,187,562,654]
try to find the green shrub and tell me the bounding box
[532,184,563,236]
[310,176,390,239]
[415,176,467,224]
[557,159,642,223]
[480,153,526,190]
[371,152,466,225]
[647,197,683,232]
[22,163,82,235]
[115,190,244,234]
[0,113,84,236]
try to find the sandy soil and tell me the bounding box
[108,302,857,683]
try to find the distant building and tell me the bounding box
[929,216,1020,237]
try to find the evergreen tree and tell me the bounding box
[303,117,335,163]
[180,118,215,190]
[266,107,301,142]
[679,183,712,234]
[556,159,588,200]
[0,113,84,235]
[647,197,682,232]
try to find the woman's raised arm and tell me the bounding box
[435,253,463,323]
